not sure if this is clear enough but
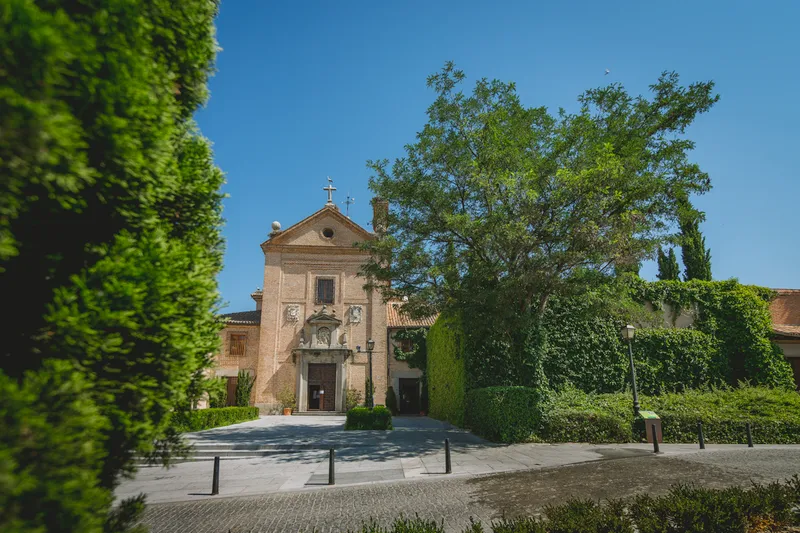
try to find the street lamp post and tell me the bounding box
[366,338,375,408]
[621,324,640,416]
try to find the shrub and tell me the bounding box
[385,386,398,415]
[346,388,363,410]
[277,386,296,410]
[543,386,800,444]
[345,406,393,430]
[234,370,255,407]
[171,407,259,433]
[427,312,466,426]
[466,386,550,443]
[540,410,633,443]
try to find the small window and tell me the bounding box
[322,227,334,239]
[230,333,247,356]
[400,339,413,352]
[316,278,335,304]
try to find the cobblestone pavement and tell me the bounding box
[139,448,800,533]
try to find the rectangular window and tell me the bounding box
[400,339,413,352]
[316,278,335,304]
[230,333,247,356]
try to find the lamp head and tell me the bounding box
[621,324,636,341]
[367,338,375,351]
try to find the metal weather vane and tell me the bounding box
[343,193,355,218]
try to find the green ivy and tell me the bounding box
[466,386,551,443]
[426,312,466,426]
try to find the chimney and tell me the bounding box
[371,197,389,234]
[251,288,263,310]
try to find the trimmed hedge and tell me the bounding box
[172,407,259,433]
[427,312,466,426]
[544,386,800,444]
[345,406,393,430]
[466,386,550,443]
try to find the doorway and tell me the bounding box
[225,376,238,407]
[307,363,336,411]
[398,378,420,414]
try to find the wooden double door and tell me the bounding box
[308,363,336,411]
[398,378,420,414]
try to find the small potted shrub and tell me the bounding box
[277,387,296,415]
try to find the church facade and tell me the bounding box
[213,192,429,413]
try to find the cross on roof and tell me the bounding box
[323,176,336,205]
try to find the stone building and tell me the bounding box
[213,189,431,413]
[770,289,800,388]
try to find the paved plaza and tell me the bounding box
[138,447,800,532]
[117,415,800,508]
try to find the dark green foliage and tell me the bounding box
[357,517,445,532]
[171,408,259,433]
[206,377,227,409]
[0,1,222,531]
[631,329,725,394]
[679,203,713,281]
[427,313,467,426]
[633,280,794,389]
[235,370,255,407]
[657,248,681,281]
[393,328,428,372]
[385,386,399,415]
[466,387,551,443]
[345,406,393,430]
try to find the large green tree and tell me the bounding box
[362,63,718,385]
[0,2,223,531]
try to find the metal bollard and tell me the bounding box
[328,448,335,485]
[746,423,754,448]
[697,421,705,450]
[211,456,220,495]
[445,438,452,474]
[651,424,660,454]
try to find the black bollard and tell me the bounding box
[328,448,335,485]
[445,438,452,474]
[211,456,220,495]
[746,423,754,448]
[651,424,660,454]
[697,421,705,450]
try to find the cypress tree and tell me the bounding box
[1,2,222,531]
[657,247,681,281]
[680,213,713,282]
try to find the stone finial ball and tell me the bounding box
[271,221,281,231]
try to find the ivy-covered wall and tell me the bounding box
[426,312,466,426]
[426,280,794,426]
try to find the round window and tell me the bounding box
[322,227,334,239]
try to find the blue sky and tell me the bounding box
[197,1,799,313]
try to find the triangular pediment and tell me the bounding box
[261,205,373,251]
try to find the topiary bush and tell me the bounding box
[540,410,633,443]
[466,386,551,443]
[345,406,393,430]
[171,407,259,433]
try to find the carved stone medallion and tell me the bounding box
[349,305,363,324]
[286,304,300,322]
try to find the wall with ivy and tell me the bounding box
[427,280,794,421]
[426,312,466,426]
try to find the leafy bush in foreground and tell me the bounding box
[354,477,800,532]
[171,407,259,433]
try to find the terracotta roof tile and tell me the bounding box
[220,310,261,325]
[770,289,800,338]
[387,301,438,328]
